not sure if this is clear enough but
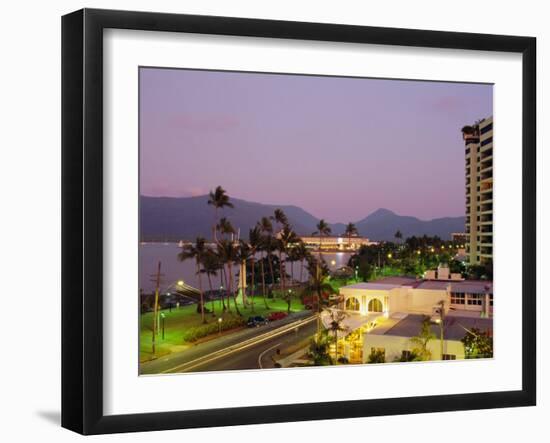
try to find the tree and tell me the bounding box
[313,219,332,254]
[393,350,421,362]
[235,240,252,307]
[216,239,241,315]
[461,328,493,358]
[308,330,333,366]
[344,222,358,248]
[277,224,299,302]
[207,186,233,243]
[259,217,276,290]
[200,249,222,315]
[292,241,310,283]
[409,315,436,361]
[326,310,348,362]
[367,348,386,364]
[394,230,403,243]
[247,226,263,311]
[177,237,208,323]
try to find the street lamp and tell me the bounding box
[218,317,223,335]
[160,312,166,340]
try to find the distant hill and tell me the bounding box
[354,208,465,241]
[140,195,465,242]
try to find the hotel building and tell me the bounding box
[299,235,376,251]
[320,272,493,363]
[462,116,493,265]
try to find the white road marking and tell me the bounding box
[159,315,316,374]
[258,342,282,369]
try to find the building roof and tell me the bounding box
[340,282,403,291]
[382,314,493,341]
[414,280,451,290]
[364,276,493,294]
[369,276,418,286]
[449,281,493,294]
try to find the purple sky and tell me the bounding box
[139,68,492,223]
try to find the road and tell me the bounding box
[140,311,316,374]
[184,319,317,373]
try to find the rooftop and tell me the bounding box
[340,282,403,291]
[357,277,493,294]
[380,313,493,341]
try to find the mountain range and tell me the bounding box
[140,195,465,242]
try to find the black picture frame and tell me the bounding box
[62,8,536,435]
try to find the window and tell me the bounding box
[451,293,465,304]
[442,354,456,360]
[368,298,383,312]
[467,294,483,305]
[480,122,493,134]
[401,350,412,360]
[345,297,360,311]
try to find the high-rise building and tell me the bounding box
[461,116,493,265]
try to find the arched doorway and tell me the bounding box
[345,297,360,311]
[368,298,383,313]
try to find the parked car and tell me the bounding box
[267,311,288,322]
[247,316,269,327]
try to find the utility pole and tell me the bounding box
[151,261,163,357]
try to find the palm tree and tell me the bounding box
[409,316,436,361]
[207,186,233,243]
[307,330,333,366]
[217,217,236,240]
[278,224,299,304]
[302,255,336,336]
[293,241,309,284]
[235,239,252,307]
[248,226,263,311]
[327,310,348,362]
[271,208,288,230]
[344,222,358,248]
[313,219,332,255]
[259,217,276,288]
[177,237,207,323]
[200,249,221,315]
[394,230,403,244]
[216,239,241,315]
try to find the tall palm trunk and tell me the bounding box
[278,250,285,297]
[224,265,231,313]
[207,273,215,315]
[260,254,268,308]
[228,261,241,315]
[250,257,255,313]
[219,268,226,311]
[240,259,248,306]
[267,252,275,289]
[196,260,205,323]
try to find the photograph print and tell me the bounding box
[138,67,494,375]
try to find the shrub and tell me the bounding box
[182,316,246,343]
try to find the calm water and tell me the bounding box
[139,243,352,293]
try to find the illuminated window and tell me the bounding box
[368,298,383,312]
[345,297,360,311]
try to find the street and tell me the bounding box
[140,312,317,374]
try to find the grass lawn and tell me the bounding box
[140,294,307,362]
